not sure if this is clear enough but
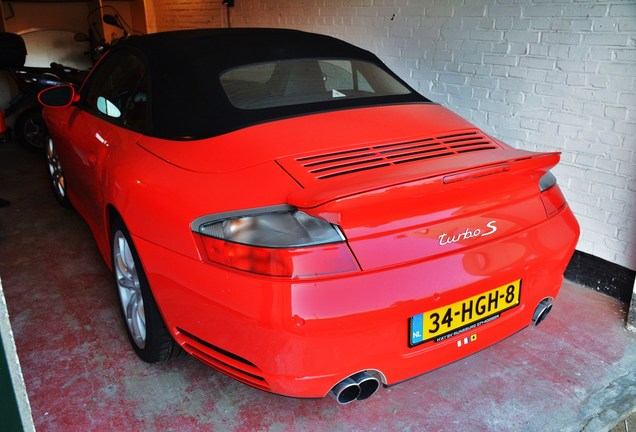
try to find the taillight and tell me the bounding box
[539,171,566,217]
[192,205,359,278]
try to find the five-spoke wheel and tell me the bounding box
[111,220,179,362]
[113,229,147,349]
[46,137,70,206]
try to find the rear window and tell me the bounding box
[220,59,412,109]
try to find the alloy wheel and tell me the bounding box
[113,230,147,349]
[46,138,66,201]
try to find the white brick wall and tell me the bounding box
[154,0,636,270]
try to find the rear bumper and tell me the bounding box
[135,205,579,398]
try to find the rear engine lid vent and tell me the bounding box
[279,130,501,183]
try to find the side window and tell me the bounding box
[82,51,147,130]
[124,76,148,131]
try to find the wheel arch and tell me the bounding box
[103,204,124,270]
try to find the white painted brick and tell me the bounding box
[491,43,510,55]
[507,42,528,55]
[583,33,630,47]
[469,30,503,41]
[492,65,509,77]
[584,170,628,189]
[593,18,619,32]
[542,32,581,45]
[591,182,617,200]
[506,91,525,104]
[494,17,514,30]
[487,5,522,18]
[556,59,586,72]
[480,99,514,115]
[609,4,636,17]
[559,124,582,138]
[577,215,618,237]
[503,30,540,43]
[509,67,528,79]
[528,43,549,56]
[483,54,517,66]
[596,158,620,173]
[601,62,636,78]
[618,229,634,243]
[543,95,565,109]
[566,74,586,87]
[519,56,555,70]
[548,44,570,59]
[425,4,453,17]
[574,153,596,167]
[523,5,565,17]
[619,18,636,31]
[534,82,566,96]
[605,106,628,120]
[564,4,608,18]
[608,213,632,230]
[588,46,614,61]
[617,162,635,177]
[574,88,619,104]
[511,18,531,31]
[538,120,559,135]
[587,206,610,223]
[546,71,567,84]
[601,197,626,214]
[608,148,633,163]
[619,93,636,106]
[614,121,636,136]
[568,201,587,216]
[455,3,486,17]
[568,177,592,194]
[490,89,507,102]
[587,75,609,89]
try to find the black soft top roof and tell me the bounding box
[111,28,427,139]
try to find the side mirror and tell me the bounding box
[38,85,77,108]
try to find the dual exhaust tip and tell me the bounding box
[330,371,381,405]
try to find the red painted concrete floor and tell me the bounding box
[1,142,635,432]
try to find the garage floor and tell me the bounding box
[1,141,635,431]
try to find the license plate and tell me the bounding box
[409,279,521,346]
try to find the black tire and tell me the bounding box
[45,137,71,208]
[16,107,47,152]
[111,219,180,362]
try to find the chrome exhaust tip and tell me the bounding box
[532,297,553,326]
[352,371,380,401]
[329,377,360,405]
[330,371,382,404]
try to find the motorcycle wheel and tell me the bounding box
[16,108,47,152]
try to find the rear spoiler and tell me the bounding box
[285,149,561,208]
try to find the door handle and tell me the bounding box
[95,132,109,147]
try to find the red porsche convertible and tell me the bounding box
[39,28,579,404]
